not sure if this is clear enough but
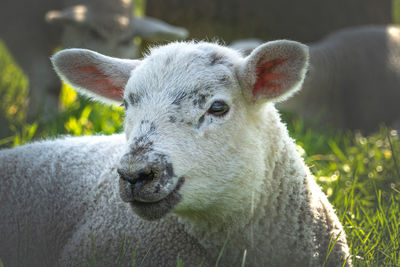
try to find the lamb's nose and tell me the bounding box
[117,167,157,189]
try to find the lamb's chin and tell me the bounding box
[129,177,185,221]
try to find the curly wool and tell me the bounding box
[0,119,350,266]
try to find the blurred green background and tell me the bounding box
[0,0,399,266]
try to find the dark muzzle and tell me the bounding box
[117,165,158,190]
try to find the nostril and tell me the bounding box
[117,167,156,187]
[117,168,133,183]
[136,168,155,182]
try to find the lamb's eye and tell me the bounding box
[207,101,229,117]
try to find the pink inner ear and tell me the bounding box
[75,66,124,101]
[253,58,286,96]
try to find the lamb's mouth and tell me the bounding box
[123,177,185,220]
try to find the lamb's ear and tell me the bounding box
[237,40,309,104]
[51,49,140,104]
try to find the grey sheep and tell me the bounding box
[0,0,188,118]
[231,25,400,133]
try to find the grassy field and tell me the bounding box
[0,35,399,266]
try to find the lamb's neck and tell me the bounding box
[177,108,310,264]
[236,141,312,267]
[244,138,310,263]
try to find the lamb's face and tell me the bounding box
[51,41,309,221]
[118,43,264,219]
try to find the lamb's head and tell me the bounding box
[45,3,188,59]
[51,41,308,221]
[46,4,137,59]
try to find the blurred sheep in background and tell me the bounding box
[0,0,188,119]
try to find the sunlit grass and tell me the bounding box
[0,47,124,147]
[58,84,124,136]
[0,41,35,147]
[284,112,400,266]
[0,42,28,123]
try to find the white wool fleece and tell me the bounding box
[0,41,351,266]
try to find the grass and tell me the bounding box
[1,35,400,267]
[282,114,400,266]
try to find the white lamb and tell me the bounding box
[0,40,351,266]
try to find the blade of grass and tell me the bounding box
[341,255,350,267]
[131,245,139,267]
[387,130,400,178]
[176,253,184,267]
[322,231,342,267]
[90,233,96,267]
[117,234,126,266]
[215,235,229,267]
[116,233,129,267]
[138,244,152,267]
[198,258,205,267]
[329,141,347,162]
[241,249,247,267]
[0,135,14,146]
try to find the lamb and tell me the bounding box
[0,0,188,118]
[0,40,351,266]
[231,25,400,133]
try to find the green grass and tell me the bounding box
[0,40,124,149]
[282,113,400,266]
[1,38,400,267]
